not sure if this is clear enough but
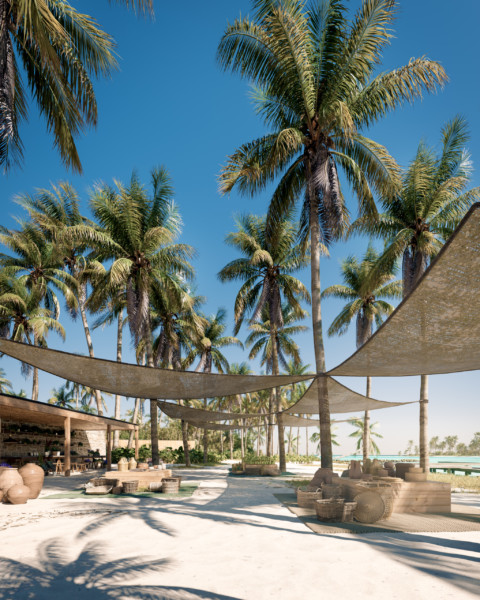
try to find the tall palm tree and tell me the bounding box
[186,308,242,463]
[78,168,195,464]
[350,116,480,472]
[283,359,311,456]
[322,244,401,462]
[349,417,383,456]
[246,303,307,470]
[14,184,106,414]
[0,274,65,399]
[0,0,117,171]
[48,384,74,408]
[217,0,446,468]
[219,212,311,463]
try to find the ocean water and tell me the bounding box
[333,454,480,464]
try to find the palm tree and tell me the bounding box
[48,384,74,408]
[348,417,383,455]
[217,0,446,468]
[0,274,65,399]
[149,281,205,466]
[350,116,480,473]
[283,359,311,456]
[10,187,107,414]
[310,426,339,454]
[76,168,195,465]
[224,362,254,461]
[186,309,242,463]
[0,0,117,171]
[322,244,401,462]
[0,367,13,394]
[246,303,307,471]
[219,212,311,464]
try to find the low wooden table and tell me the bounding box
[335,477,451,514]
[104,469,173,490]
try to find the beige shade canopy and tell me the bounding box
[284,376,411,414]
[329,203,480,377]
[193,422,250,431]
[282,414,351,427]
[158,401,266,422]
[0,338,313,400]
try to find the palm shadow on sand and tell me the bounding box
[0,538,240,600]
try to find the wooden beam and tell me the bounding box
[106,425,112,470]
[135,427,139,460]
[64,416,71,476]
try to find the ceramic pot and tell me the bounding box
[19,463,45,499]
[0,468,23,494]
[137,462,149,470]
[349,460,363,479]
[6,484,30,504]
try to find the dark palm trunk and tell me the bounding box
[143,313,159,465]
[309,178,332,467]
[78,283,103,415]
[113,310,124,448]
[403,248,429,473]
[31,334,39,402]
[181,418,191,467]
[203,397,208,464]
[267,389,274,455]
[271,329,286,472]
[363,377,371,463]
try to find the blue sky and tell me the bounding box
[1,1,480,454]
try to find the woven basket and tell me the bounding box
[86,485,112,495]
[359,482,394,519]
[322,483,343,499]
[88,478,120,488]
[297,487,322,508]
[162,478,180,494]
[315,499,345,522]
[353,490,385,523]
[122,480,139,493]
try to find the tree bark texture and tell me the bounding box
[271,328,286,472]
[309,180,332,468]
[144,313,159,465]
[78,283,103,415]
[181,418,191,467]
[31,334,39,402]
[127,397,140,448]
[420,374,429,473]
[113,310,124,448]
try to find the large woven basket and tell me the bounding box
[353,490,385,523]
[322,483,343,499]
[359,482,394,519]
[88,478,120,488]
[315,499,345,522]
[162,478,180,494]
[122,480,139,493]
[297,487,322,508]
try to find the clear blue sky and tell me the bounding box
[1,1,480,454]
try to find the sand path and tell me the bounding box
[0,466,478,599]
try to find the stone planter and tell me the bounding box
[19,463,45,499]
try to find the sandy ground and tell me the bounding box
[0,465,479,600]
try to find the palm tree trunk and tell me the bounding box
[363,377,371,463]
[143,312,159,465]
[113,310,124,448]
[267,389,274,455]
[203,397,208,464]
[271,331,286,472]
[78,283,103,415]
[420,374,429,473]
[127,397,141,448]
[181,418,191,467]
[309,182,332,468]
[306,420,309,457]
[257,425,260,456]
[31,333,39,401]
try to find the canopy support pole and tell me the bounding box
[64,416,71,476]
[106,425,112,471]
[134,428,139,460]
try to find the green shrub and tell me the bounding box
[111,447,135,464]
[243,454,277,465]
[138,444,151,461]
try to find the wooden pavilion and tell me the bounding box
[0,394,139,475]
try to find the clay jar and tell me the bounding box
[128,457,137,470]
[6,484,30,505]
[349,460,363,479]
[19,463,45,499]
[0,467,23,495]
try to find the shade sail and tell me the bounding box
[282,414,351,427]
[284,377,410,414]
[329,203,480,377]
[0,338,313,399]
[158,401,266,422]
[198,422,250,431]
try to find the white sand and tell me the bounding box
[0,465,479,599]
